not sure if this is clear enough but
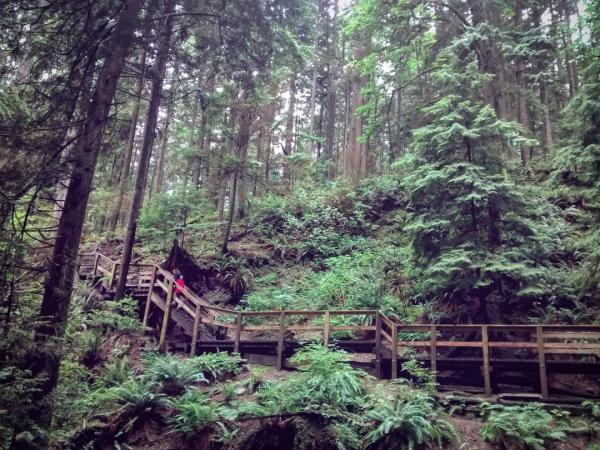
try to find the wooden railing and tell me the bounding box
[78,252,600,398]
[79,252,154,292]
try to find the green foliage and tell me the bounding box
[400,351,435,391]
[582,400,600,420]
[90,297,145,333]
[167,390,216,435]
[187,352,243,381]
[550,0,600,301]
[480,403,569,450]
[138,187,211,252]
[304,250,408,315]
[241,344,367,417]
[143,353,208,396]
[168,389,238,441]
[365,392,457,450]
[249,186,372,260]
[97,358,134,388]
[400,43,568,322]
[104,377,167,419]
[288,344,367,411]
[212,257,253,302]
[0,365,46,448]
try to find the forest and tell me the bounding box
[1,0,600,448]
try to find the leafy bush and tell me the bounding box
[167,390,215,435]
[188,352,243,381]
[480,403,569,450]
[303,250,407,316]
[356,174,407,218]
[249,186,372,260]
[288,343,366,412]
[97,357,134,388]
[212,257,253,302]
[365,392,457,449]
[90,297,144,333]
[79,331,103,367]
[583,400,600,420]
[138,187,211,252]
[143,353,208,395]
[242,344,367,417]
[104,378,167,420]
[168,389,238,440]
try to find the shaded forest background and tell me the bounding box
[1,0,599,448]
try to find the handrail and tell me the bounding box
[78,251,600,398]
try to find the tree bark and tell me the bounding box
[233,95,254,220]
[114,0,174,300]
[307,0,322,157]
[344,32,370,181]
[323,0,338,178]
[108,51,147,231]
[282,76,296,185]
[155,63,179,195]
[28,0,142,443]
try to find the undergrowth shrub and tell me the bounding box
[249,186,372,260]
[240,344,367,417]
[365,391,457,450]
[480,403,570,450]
[104,378,167,422]
[90,297,144,333]
[143,353,208,395]
[168,389,238,441]
[188,352,243,381]
[289,343,367,411]
[356,174,407,219]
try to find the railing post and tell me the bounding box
[158,277,174,352]
[109,262,119,291]
[430,324,437,387]
[92,253,100,278]
[142,265,158,326]
[190,303,201,356]
[536,325,548,399]
[375,312,382,379]
[482,325,491,396]
[391,322,398,380]
[276,311,286,370]
[234,312,242,353]
[323,311,330,345]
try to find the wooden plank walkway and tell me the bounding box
[78,252,600,400]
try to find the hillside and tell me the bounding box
[2,0,600,448]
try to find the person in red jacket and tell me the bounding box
[172,269,185,307]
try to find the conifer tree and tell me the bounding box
[402,40,563,322]
[552,0,600,299]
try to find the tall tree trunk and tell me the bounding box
[108,51,146,231]
[233,97,254,220]
[307,0,322,157]
[28,0,142,444]
[115,0,174,300]
[221,170,237,254]
[323,0,338,178]
[192,77,215,188]
[344,32,370,181]
[283,77,296,186]
[532,4,554,157]
[155,63,179,195]
[514,0,531,167]
[562,1,579,96]
[255,100,277,196]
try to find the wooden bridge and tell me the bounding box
[78,252,600,401]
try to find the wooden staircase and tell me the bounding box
[78,252,600,401]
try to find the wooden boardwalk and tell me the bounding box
[78,252,600,400]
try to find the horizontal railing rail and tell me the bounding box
[78,251,600,398]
